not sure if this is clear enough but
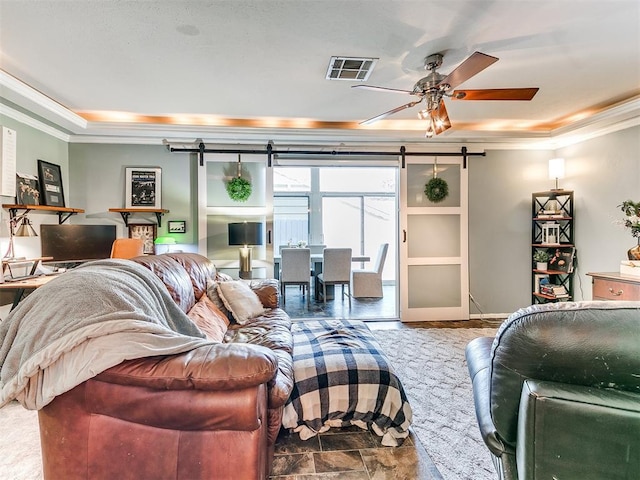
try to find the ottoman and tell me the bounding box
[282,319,412,446]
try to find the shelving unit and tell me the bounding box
[531,190,575,304]
[109,208,169,227]
[2,204,85,224]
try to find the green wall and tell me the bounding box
[68,144,198,244]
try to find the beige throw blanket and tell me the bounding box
[0,259,213,410]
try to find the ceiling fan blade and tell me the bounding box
[438,51,498,90]
[360,100,422,125]
[452,88,539,101]
[351,84,415,95]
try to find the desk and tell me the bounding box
[0,274,60,311]
[2,257,54,277]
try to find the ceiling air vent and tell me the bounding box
[326,56,378,81]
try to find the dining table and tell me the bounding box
[274,253,370,300]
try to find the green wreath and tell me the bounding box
[226,177,252,202]
[424,177,449,203]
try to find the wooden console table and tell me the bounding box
[587,272,640,301]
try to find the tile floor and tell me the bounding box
[271,426,442,480]
[281,284,397,321]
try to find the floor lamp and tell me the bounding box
[228,222,264,279]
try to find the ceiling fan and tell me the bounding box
[352,51,539,137]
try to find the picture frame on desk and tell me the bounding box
[125,167,161,209]
[128,223,157,254]
[37,160,65,207]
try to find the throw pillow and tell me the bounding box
[187,293,230,342]
[216,280,266,325]
[206,278,231,319]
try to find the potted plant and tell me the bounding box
[533,249,550,270]
[618,200,640,260]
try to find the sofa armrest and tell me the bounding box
[517,379,640,480]
[96,342,278,392]
[466,337,513,458]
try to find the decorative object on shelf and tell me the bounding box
[228,221,264,279]
[226,154,252,202]
[618,200,640,260]
[541,222,560,245]
[548,157,565,191]
[125,167,162,209]
[37,160,65,207]
[128,223,157,255]
[533,249,550,271]
[15,173,40,205]
[424,158,449,203]
[167,220,186,233]
[154,235,177,254]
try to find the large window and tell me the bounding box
[273,196,309,249]
[274,166,397,282]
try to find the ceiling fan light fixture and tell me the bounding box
[417,109,429,120]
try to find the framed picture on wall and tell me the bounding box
[128,223,157,254]
[125,167,161,209]
[168,220,186,233]
[37,160,65,207]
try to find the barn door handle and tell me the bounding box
[403,229,407,243]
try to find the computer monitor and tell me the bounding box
[40,224,117,262]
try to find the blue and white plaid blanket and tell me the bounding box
[282,319,412,446]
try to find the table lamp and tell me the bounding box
[228,222,264,279]
[154,235,177,254]
[3,215,38,260]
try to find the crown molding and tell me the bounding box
[0,70,87,131]
[0,103,71,142]
[2,70,638,151]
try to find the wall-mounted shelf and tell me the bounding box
[2,204,85,224]
[109,208,169,227]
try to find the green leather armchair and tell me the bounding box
[466,301,640,480]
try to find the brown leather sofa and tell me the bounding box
[466,301,640,480]
[37,252,294,480]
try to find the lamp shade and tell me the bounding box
[154,236,177,245]
[228,222,264,246]
[548,158,565,180]
[15,217,38,237]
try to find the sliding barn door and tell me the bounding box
[399,156,468,321]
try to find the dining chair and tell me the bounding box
[308,244,326,254]
[351,243,388,298]
[317,248,352,306]
[279,248,311,306]
[110,238,145,259]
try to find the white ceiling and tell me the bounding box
[1,0,639,147]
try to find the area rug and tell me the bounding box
[1,327,498,480]
[372,327,497,480]
[0,400,41,479]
